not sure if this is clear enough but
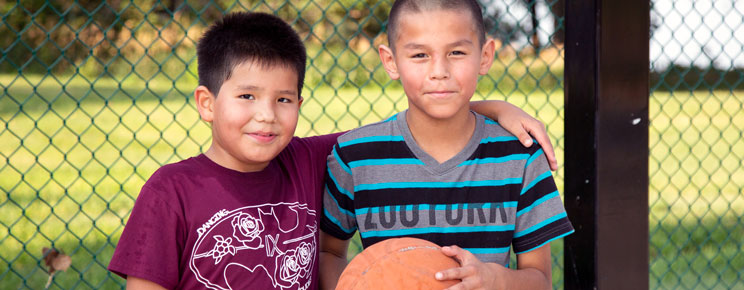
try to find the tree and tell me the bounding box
[548,0,564,45]
[523,0,541,51]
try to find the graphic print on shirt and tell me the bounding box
[189,203,316,290]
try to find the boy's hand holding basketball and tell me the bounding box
[435,245,553,290]
[434,245,506,290]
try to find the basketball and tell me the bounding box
[336,237,460,290]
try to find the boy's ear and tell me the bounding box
[479,38,497,75]
[378,44,400,80]
[194,85,216,122]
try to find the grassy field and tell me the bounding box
[0,75,742,289]
[648,90,744,289]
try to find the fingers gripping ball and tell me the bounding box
[336,237,460,290]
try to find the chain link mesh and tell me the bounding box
[649,0,744,289]
[7,0,741,289]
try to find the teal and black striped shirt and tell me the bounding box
[320,111,574,266]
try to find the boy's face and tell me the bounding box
[195,61,301,172]
[379,9,494,121]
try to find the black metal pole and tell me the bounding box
[564,0,649,289]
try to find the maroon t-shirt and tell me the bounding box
[109,133,342,289]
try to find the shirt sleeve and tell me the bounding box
[512,145,574,254]
[108,182,184,289]
[297,132,346,178]
[319,142,358,240]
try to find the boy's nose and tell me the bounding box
[253,101,276,123]
[429,57,450,80]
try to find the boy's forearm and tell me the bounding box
[319,230,351,290]
[493,263,552,290]
[319,251,348,290]
[500,244,553,290]
[469,99,559,170]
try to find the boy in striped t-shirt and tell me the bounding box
[319,1,574,289]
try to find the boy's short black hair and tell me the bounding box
[197,12,306,96]
[387,0,486,51]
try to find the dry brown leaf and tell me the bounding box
[42,247,59,275]
[42,247,72,273]
[42,247,72,289]
[51,254,71,272]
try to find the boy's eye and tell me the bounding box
[451,50,466,56]
[411,53,426,58]
[278,97,292,103]
[238,94,255,100]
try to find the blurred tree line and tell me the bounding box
[0,0,565,86]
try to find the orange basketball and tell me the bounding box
[336,237,460,290]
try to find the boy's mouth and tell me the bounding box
[248,131,277,142]
[425,91,457,98]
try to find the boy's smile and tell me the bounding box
[249,131,277,143]
[379,9,494,123]
[195,61,301,172]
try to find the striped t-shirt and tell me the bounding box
[320,111,574,266]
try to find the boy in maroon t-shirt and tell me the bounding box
[108,11,557,290]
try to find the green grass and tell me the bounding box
[648,90,744,289]
[1,75,742,289]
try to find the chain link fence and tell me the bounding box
[1,0,741,289]
[649,0,744,289]
[0,0,564,288]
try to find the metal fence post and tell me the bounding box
[564,0,649,289]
